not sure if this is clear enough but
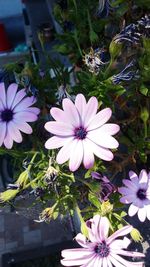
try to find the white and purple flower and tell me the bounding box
[61,214,145,267]
[44,94,120,172]
[118,169,150,222]
[0,82,40,149]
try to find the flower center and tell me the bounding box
[74,126,87,140]
[137,188,146,200]
[1,109,13,122]
[94,241,110,257]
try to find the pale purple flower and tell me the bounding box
[44,94,120,172]
[61,214,145,267]
[118,169,150,222]
[0,82,40,149]
[91,172,116,201]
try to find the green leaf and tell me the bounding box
[139,85,149,96]
[88,192,101,208]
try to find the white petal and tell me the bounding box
[139,169,148,184]
[6,83,18,108]
[75,233,89,248]
[86,138,114,161]
[69,139,83,172]
[110,237,131,250]
[75,94,86,123]
[62,98,80,127]
[56,138,74,164]
[88,130,119,149]
[45,136,69,149]
[87,108,112,131]
[83,96,98,127]
[128,204,139,217]
[94,123,120,135]
[50,107,70,123]
[146,205,150,220]
[138,207,147,222]
[82,139,95,169]
[110,253,144,267]
[44,121,73,136]
[107,225,132,245]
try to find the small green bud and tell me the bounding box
[109,40,122,60]
[130,228,143,243]
[101,201,113,216]
[140,108,149,123]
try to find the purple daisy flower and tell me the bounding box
[44,94,120,172]
[118,169,150,222]
[91,171,116,201]
[0,82,40,149]
[61,214,145,266]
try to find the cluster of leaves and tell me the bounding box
[0,0,149,239]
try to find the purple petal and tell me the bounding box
[118,187,135,195]
[87,108,112,131]
[56,138,74,164]
[69,139,83,172]
[88,130,119,149]
[13,119,33,134]
[83,96,98,128]
[6,83,18,108]
[86,138,114,161]
[12,89,26,108]
[13,96,36,112]
[14,111,38,122]
[75,94,86,122]
[129,171,139,184]
[4,130,13,149]
[122,179,138,190]
[45,121,73,136]
[0,99,4,110]
[26,107,40,115]
[107,225,132,245]
[82,139,95,169]
[62,98,80,127]
[45,136,69,149]
[120,195,136,204]
[0,121,6,146]
[0,82,6,106]
[7,121,22,143]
